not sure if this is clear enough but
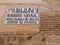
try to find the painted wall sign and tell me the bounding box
[5,8,39,24]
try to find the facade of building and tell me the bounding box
[0,0,60,45]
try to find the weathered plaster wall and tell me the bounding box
[0,0,60,45]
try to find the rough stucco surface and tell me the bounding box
[0,0,60,45]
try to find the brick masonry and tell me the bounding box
[0,0,60,45]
